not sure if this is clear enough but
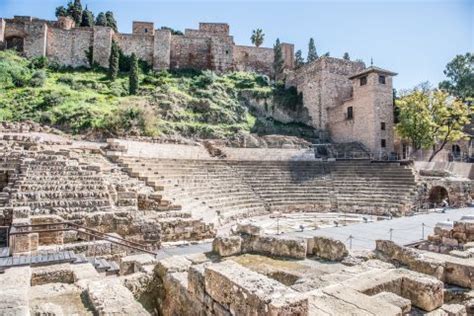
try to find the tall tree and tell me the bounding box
[95,12,107,26]
[396,88,470,161]
[307,38,318,63]
[55,6,68,17]
[67,0,83,25]
[129,53,139,95]
[343,52,350,60]
[294,50,305,69]
[439,52,474,102]
[105,11,118,32]
[80,5,94,27]
[273,38,284,79]
[250,29,265,48]
[108,41,120,81]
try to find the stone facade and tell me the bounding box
[1,16,294,75]
[286,60,397,153]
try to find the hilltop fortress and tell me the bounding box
[0,15,396,154]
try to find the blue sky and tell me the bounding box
[1,0,472,89]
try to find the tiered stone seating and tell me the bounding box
[330,161,416,215]
[120,158,268,224]
[222,147,316,161]
[120,157,417,222]
[7,152,112,214]
[228,160,333,211]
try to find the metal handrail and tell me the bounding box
[9,221,156,255]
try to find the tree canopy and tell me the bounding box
[129,53,139,95]
[343,52,350,60]
[439,52,474,102]
[396,86,471,161]
[95,12,107,26]
[251,29,265,48]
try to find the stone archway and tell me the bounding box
[5,36,24,52]
[428,186,449,206]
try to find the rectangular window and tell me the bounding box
[381,139,386,148]
[360,76,367,86]
[381,122,386,130]
[346,106,353,120]
[379,75,386,84]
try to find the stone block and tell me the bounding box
[120,253,156,275]
[401,270,444,312]
[372,291,412,314]
[312,236,348,261]
[236,223,262,236]
[242,235,307,259]
[31,263,75,286]
[0,267,31,315]
[212,236,241,257]
[155,255,192,278]
[440,304,467,316]
[204,260,307,315]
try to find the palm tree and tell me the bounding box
[251,29,265,48]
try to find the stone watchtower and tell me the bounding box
[337,66,398,155]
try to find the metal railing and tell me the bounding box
[9,221,156,255]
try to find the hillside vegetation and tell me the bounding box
[0,50,315,140]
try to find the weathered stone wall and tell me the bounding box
[170,35,211,70]
[133,21,154,35]
[47,27,92,67]
[92,26,113,68]
[233,45,273,75]
[115,33,154,64]
[199,23,229,34]
[153,29,171,70]
[210,37,233,72]
[286,57,365,130]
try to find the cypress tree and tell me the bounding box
[343,52,350,60]
[307,38,318,63]
[105,11,118,32]
[129,53,139,95]
[295,50,305,69]
[67,0,83,25]
[80,6,94,27]
[108,41,120,81]
[273,38,284,79]
[95,12,107,26]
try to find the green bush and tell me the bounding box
[30,56,48,69]
[30,70,47,87]
[41,90,65,107]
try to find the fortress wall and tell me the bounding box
[4,21,27,39]
[153,29,171,70]
[23,22,48,58]
[233,45,273,76]
[170,35,211,70]
[47,27,93,67]
[199,23,229,35]
[92,26,113,68]
[286,57,365,129]
[210,37,233,72]
[115,33,154,64]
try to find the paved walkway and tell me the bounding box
[156,207,474,257]
[284,207,474,250]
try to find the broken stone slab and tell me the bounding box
[120,253,157,275]
[311,236,348,261]
[400,269,444,312]
[372,291,412,314]
[204,260,308,315]
[85,278,149,315]
[212,235,242,257]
